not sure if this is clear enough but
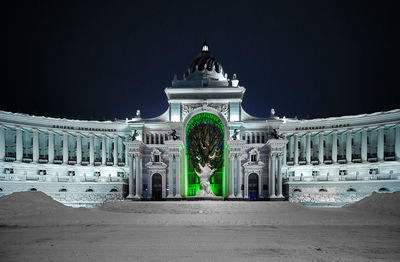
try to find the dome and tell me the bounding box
[184,42,226,81]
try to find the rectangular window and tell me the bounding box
[251,154,256,162]
[154,155,160,162]
[339,170,347,176]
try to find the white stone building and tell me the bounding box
[1,42,399,206]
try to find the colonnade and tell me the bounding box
[285,125,400,165]
[0,125,126,166]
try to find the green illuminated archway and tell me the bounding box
[185,112,225,196]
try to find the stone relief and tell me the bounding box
[181,103,229,121]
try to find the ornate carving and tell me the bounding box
[231,129,240,140]
[168,129,180,140]
[209,103,229,120]
[181,103,229,121]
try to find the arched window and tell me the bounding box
[110,188,118,192]
[59,188,67,192]
[0,188,3,191]
[86,188,93,192]
[293,188,302,193]
[319,188,328,192]
[30,188,37,191]
[347,188,356,192]
[378,187,389,192]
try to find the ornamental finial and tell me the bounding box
[202,41,209,52]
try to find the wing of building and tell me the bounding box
[1,42,399,206]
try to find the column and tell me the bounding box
[63,131,68,164]
[229,154,235,197]
[395,124,400,161]
[32,129,39,163]
[332,131,337,163]
[102,134,106,165]
[175,154,181,198]
[346,130,352,163]
[76,133,82,164]
[318,132,324,163]
[89,134,94,165]
[16,127,23,161]
[294,133,298,165]
[236,154,243,198]
[377,126,384,161]
[269,153,276,198]
[306,133,311,164]
[48,130,54,163]
[125,136,129,166]
[113,135,118,165]
[167,155,174,197]
[135,154,141,198]
[282,134,287,166]
[361,128,368,162]
[127,156,134,198]
[277,154,283,198]
[0,125,5,160]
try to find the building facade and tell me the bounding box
[1,43,399,206]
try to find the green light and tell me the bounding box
[185,112,225,197]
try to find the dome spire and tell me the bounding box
[202,41,209,52]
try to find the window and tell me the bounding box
[293,188,302,193]
[378,187,389,192]
[110,188,118,192]
[319,188,328,192]
[339,170,347,176]
[288,171,295,177]
[30,188,37,191]
[347,188,356,192]
[86,188,93,192]
[94,171,101,177]
[312,171,319,176]
[251,154,257,162]
[59,188,67,192]
[154,155,160,162]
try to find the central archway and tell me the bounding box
[185,112,225,197]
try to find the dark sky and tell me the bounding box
[3,0,399,121]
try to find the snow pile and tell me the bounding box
[0,191,69,217]
[344,191,400,217]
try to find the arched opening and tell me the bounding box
[0,188,3,191]
[319,188,328,192]
[30,188,37,191]
[86,188,93,192]
[293,188,302,193]
[186,112,225,197]
[248,173,259,200]
[347,188,356,192]
[378,187,390,192]
[110,188,118,192]
[59,188,67,192]
[152,173,162,200]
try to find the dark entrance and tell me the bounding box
[248,173,259,200]
[152,173,162,200]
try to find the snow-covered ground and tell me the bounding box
[0,192,399,261]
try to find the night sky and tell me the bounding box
[4,0,399,121]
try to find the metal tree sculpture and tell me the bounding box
[187,122,223,196]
